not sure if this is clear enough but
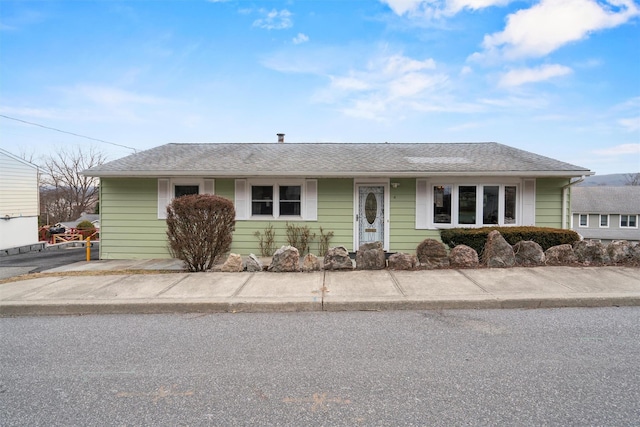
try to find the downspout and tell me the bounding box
[562,176,585,229]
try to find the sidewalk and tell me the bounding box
[1,260,639,316]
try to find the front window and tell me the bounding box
[431,183,517,227]
[459,186,477,225]
[600,215,609,228]
[621,214,638,228]
[175,185,199,198]
[279,185,301,216]
[252,186,273,216]
[433,185,452,224]
[251,184,302,218]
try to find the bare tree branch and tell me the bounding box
[624,173,640,186]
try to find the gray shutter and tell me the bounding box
[235,179,248,220]
[522,179,536,226]
[158,178,170,219]
[305,179,318,221]
[203,179,215,195]
[415,179,428,229]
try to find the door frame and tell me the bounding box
[353,179,390,251]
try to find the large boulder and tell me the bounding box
[513,241,545,266]
[388,252,417,270]
[356,241,386,270]
[220,253,244,272]
[416,239,450,269]
[606,240,632,264]
[302,253,322,272]
[244,254,263,272]
[268,246,300,272]
[544,244,578,265]
[573,240,609,265]
[323,246,354,271]
[482,230,515,268]
[630,243,640,265]
[449,245,479,268]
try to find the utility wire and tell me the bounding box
[0,114,137,153]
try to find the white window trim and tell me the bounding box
[599,214,609,228]
[620,214,638,229]
[578,213,589,228]
[417,178,524,229]
[235,179,317,221]
[157,177,214,219]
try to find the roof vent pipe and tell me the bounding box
[277,133,285,143]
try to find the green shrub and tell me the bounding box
[166,194,235,272]
[440,226,580,254]
[76,220,97,239]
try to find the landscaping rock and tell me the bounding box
[324,246,354,270]
[356,241,386,270]
[449,245,479,268]
[416,238,450,268]
[513,240,545,266]
[268,246,300,272]
[244,254,263,272]
[220,253,243,272]
[606,240,632,264]
[302,253,322,272]
[630,243,640,265]
[573,240,609,265]
[388,252,417,270]
[544,244,578,265]
[482,230,515,268]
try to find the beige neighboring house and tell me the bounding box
[0,148,41,252]
[571,186,640,243]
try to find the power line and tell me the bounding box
[0,114,137,153]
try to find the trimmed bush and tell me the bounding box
[76,220,97,239]
[440,226,580,255]
[166,194,235,272]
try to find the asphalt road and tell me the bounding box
[0,245,98,280]
[1,308,639,426]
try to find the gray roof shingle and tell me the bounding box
[84,142,591,178]
[572,186,640,214]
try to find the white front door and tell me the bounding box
[357,185,385,248]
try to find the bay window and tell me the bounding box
[423,182,521,227]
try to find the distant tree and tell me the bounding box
[624,173,640,186]
[40,147,106,224]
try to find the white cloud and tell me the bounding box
[380,0,512,18]
[253,9,293,30]
[499,64,573,87]
[593,143,640,155]
[474,0,640,61]
[293,33,309,44]
[618,116,640,132]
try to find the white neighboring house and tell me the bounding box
[0,148,40,251]
[571,186,640,243]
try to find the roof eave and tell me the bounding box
[84,170,593,178]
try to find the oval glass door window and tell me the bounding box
[365,192,377,224]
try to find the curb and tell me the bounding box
[2,296,638,317]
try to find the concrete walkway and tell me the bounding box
[1,260,639,316]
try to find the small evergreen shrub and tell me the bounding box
[440,226,580,254]
[166,194,235,272]
[76,220,97,239]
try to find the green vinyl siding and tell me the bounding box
[535,178,569,228]
[388,178,440,253]
[100,178,170,259]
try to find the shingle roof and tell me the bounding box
[572,186,640,214]
[84,142,591,178]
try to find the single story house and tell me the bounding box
[83,141,592,260]
[0,148,40,252]
[58,213,101,231]
[571,186,640,243]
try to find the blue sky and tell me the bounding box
[1,0,639,175]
